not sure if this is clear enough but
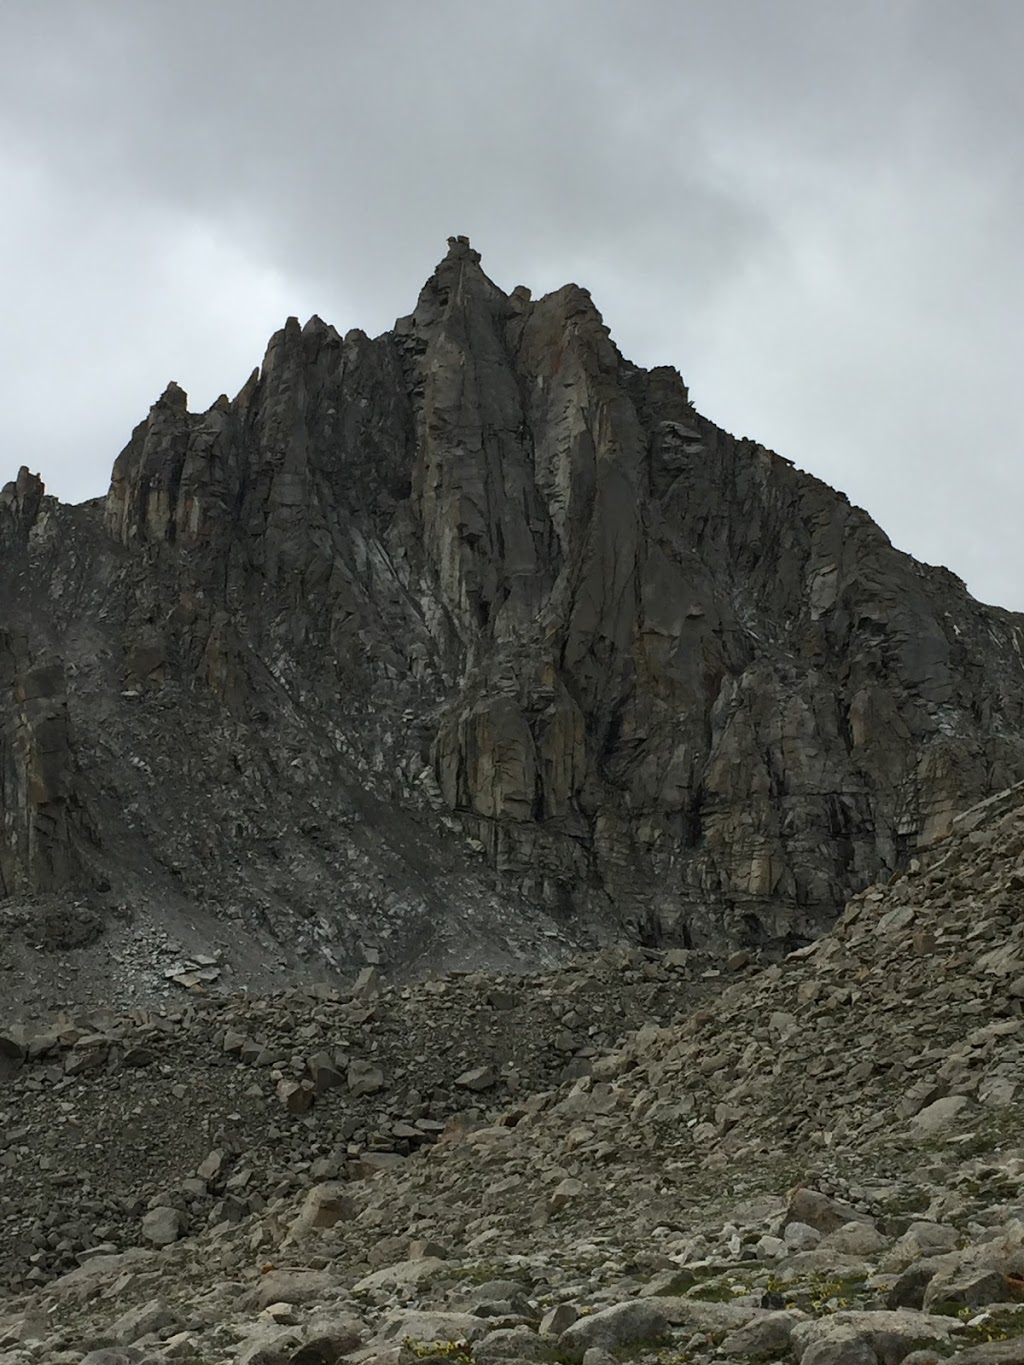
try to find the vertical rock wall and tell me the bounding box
[4,237,1024,956]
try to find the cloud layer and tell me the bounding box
[2,0,1021,605]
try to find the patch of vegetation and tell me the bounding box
[811,1272,864,1311]
[954,1307,1024,1346]
[679,1258,790,1304]
[686,1277,745,1303]
[778,1272,867,1316]
[620,1348,691,1365]
[610,1333,673,1361]
[649,1269,696,1296]
[928,1298,969,1318]
[402,1338,474,1365]
[536,1344,584,1365]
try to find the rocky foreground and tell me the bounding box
[4,785,1024,1364]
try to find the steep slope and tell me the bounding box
[3,235,1024,986]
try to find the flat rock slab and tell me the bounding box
[49,1249,155,1295]
[379,1310,493,1345]
[644,1295,761,1332]
[912,1095,970,1135]
[355,1256,448,1292]
[255,1269,335,1310]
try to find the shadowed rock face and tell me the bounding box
[4,235,1024,969]
[0,626,76,896]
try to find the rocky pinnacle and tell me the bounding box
[3,236,1024,986]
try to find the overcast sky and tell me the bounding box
[2,1,1021,607]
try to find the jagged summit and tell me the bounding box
[3,239,1024,1011]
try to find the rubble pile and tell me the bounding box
[3,788,1024,1362]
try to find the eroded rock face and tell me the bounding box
[0,626,77,896]
[4,235,1024,966]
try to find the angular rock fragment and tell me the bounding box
[287,1183,355,1240]
[140,1205,185,1246]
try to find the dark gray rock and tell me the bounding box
[6,235,1024,990]
[0,620,78,897]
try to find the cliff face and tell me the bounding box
[4,236,1024,973]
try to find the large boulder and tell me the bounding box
[559,1301,670,1353]
[791,1309,954,1365]
[140,1205,185,1247]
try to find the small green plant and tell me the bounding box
[403,1337,474,1365]
[808,1273,854,1313]
[928,1297,974,1319]
[779,1272,865,1316]
[610,1334,673,1361]
[536,1345,583,1365]
[629,1347,689,1365]
[955,1307,1024,1345]
[687,1278,739,1302]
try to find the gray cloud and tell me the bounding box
[2,0,1021,605]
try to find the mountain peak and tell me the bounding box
[3,240,1024,1013]
[444,233,480,264]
